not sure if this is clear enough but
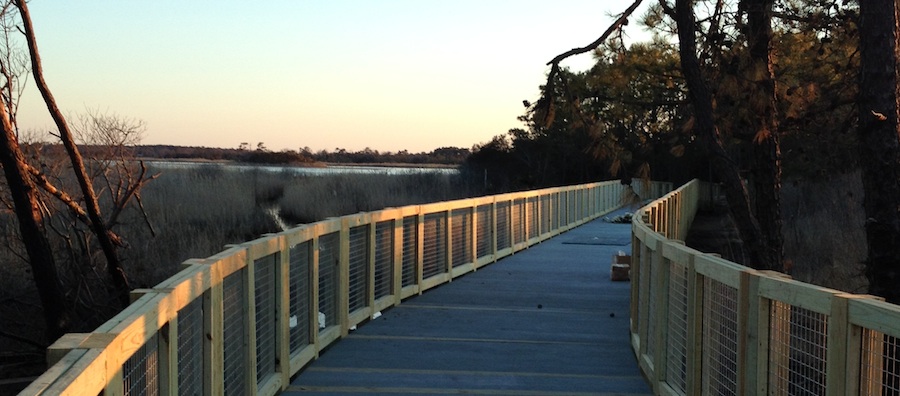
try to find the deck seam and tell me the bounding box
[345,333,613,347]
[303,366,647,381]
[284,384,650,395]
[396,303,604,315]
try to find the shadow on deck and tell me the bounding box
[283,209,652,395]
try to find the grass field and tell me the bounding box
[0,163,477,389]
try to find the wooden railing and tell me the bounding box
[20,180,671,396]
[631,179,900,395]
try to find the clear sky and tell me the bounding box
[16,1,650,153]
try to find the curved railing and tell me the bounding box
[631,179,900,395]
[20,180,671,396]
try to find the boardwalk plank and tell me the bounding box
[285,210,651,395]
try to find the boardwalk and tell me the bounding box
[283,209,651,395]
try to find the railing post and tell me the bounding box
[469,205,478,268]
[445,209,453,276]
[367,221,377,312]
[416,211,425,293]
[205,262,224,395]
[392,217,404,305]
[243,257,258,396]
[824,293,852,396]
[162,321,176,396]
[507,199,515,249]
[277,239,291,392]
[491,199,498,260]
[339,219,351,337]
[739,269,760,396]
[309,234,321,358]
[738,270,769,395]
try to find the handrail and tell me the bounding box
[20,180,672,396]
[631,179,900,395]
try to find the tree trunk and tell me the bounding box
[858,0,900,304]
[15,0,130,304]
[674,0,774,270]
[0,95,70,341]
[743,0,784,271]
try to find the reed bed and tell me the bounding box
[0,163,474,387]
[120,164,474,288]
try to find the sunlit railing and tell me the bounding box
[21,180,671,396]
[631,179,900,395]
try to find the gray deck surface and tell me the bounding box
[283,209,651,395]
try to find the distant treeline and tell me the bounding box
[31,142,635,192]
[139,144,471,165]
[308,146,469,165]
[31,144,472,166]
[33,142,635,193]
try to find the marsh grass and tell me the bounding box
[116,165,474,288]
[0,163,474,384]
[781,171,867,293]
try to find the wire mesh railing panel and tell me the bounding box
[701,277,739,396]
[540,195,550,235]
[422,213,447,280]
[511,199,524,245]
[401,216,418,287]
[559,191,568,226]
[177,297,203,395]
[318,232,340,329]
[373,221,394,299]
[637,245,649,337]
[348,225,369,313]
[496,202,510,251]
[122,332,159,396]
[568,190,576,225]
[553,193,561,230]
[861,330,900,395]
[475,205,493,259]
[223,270,247,395]
[527,197,539,240]
[254,254,277,386]
[647,251,658,362]
[576,189,584,220]
[768,302,828,396]
[666,260,690,394]
[451,209,472,268]
[288,241,311,354]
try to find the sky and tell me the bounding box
[16,1,651,153]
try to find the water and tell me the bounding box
[144,160,459,176]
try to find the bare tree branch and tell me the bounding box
[107,161,159,228]
[23,162,88,222]
[545,0,645,67]
[15,0,130,303]
[539,0,644,127]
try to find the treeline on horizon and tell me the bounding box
[31,140,659,194]
[32,143,473,166]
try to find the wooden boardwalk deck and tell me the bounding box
[282,210,651,395]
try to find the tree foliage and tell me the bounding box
[466,0,864,271]
[465,40,693,191]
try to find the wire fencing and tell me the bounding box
[632,179,900,396]
[25,181,661,396]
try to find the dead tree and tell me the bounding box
[15,0,131,303]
